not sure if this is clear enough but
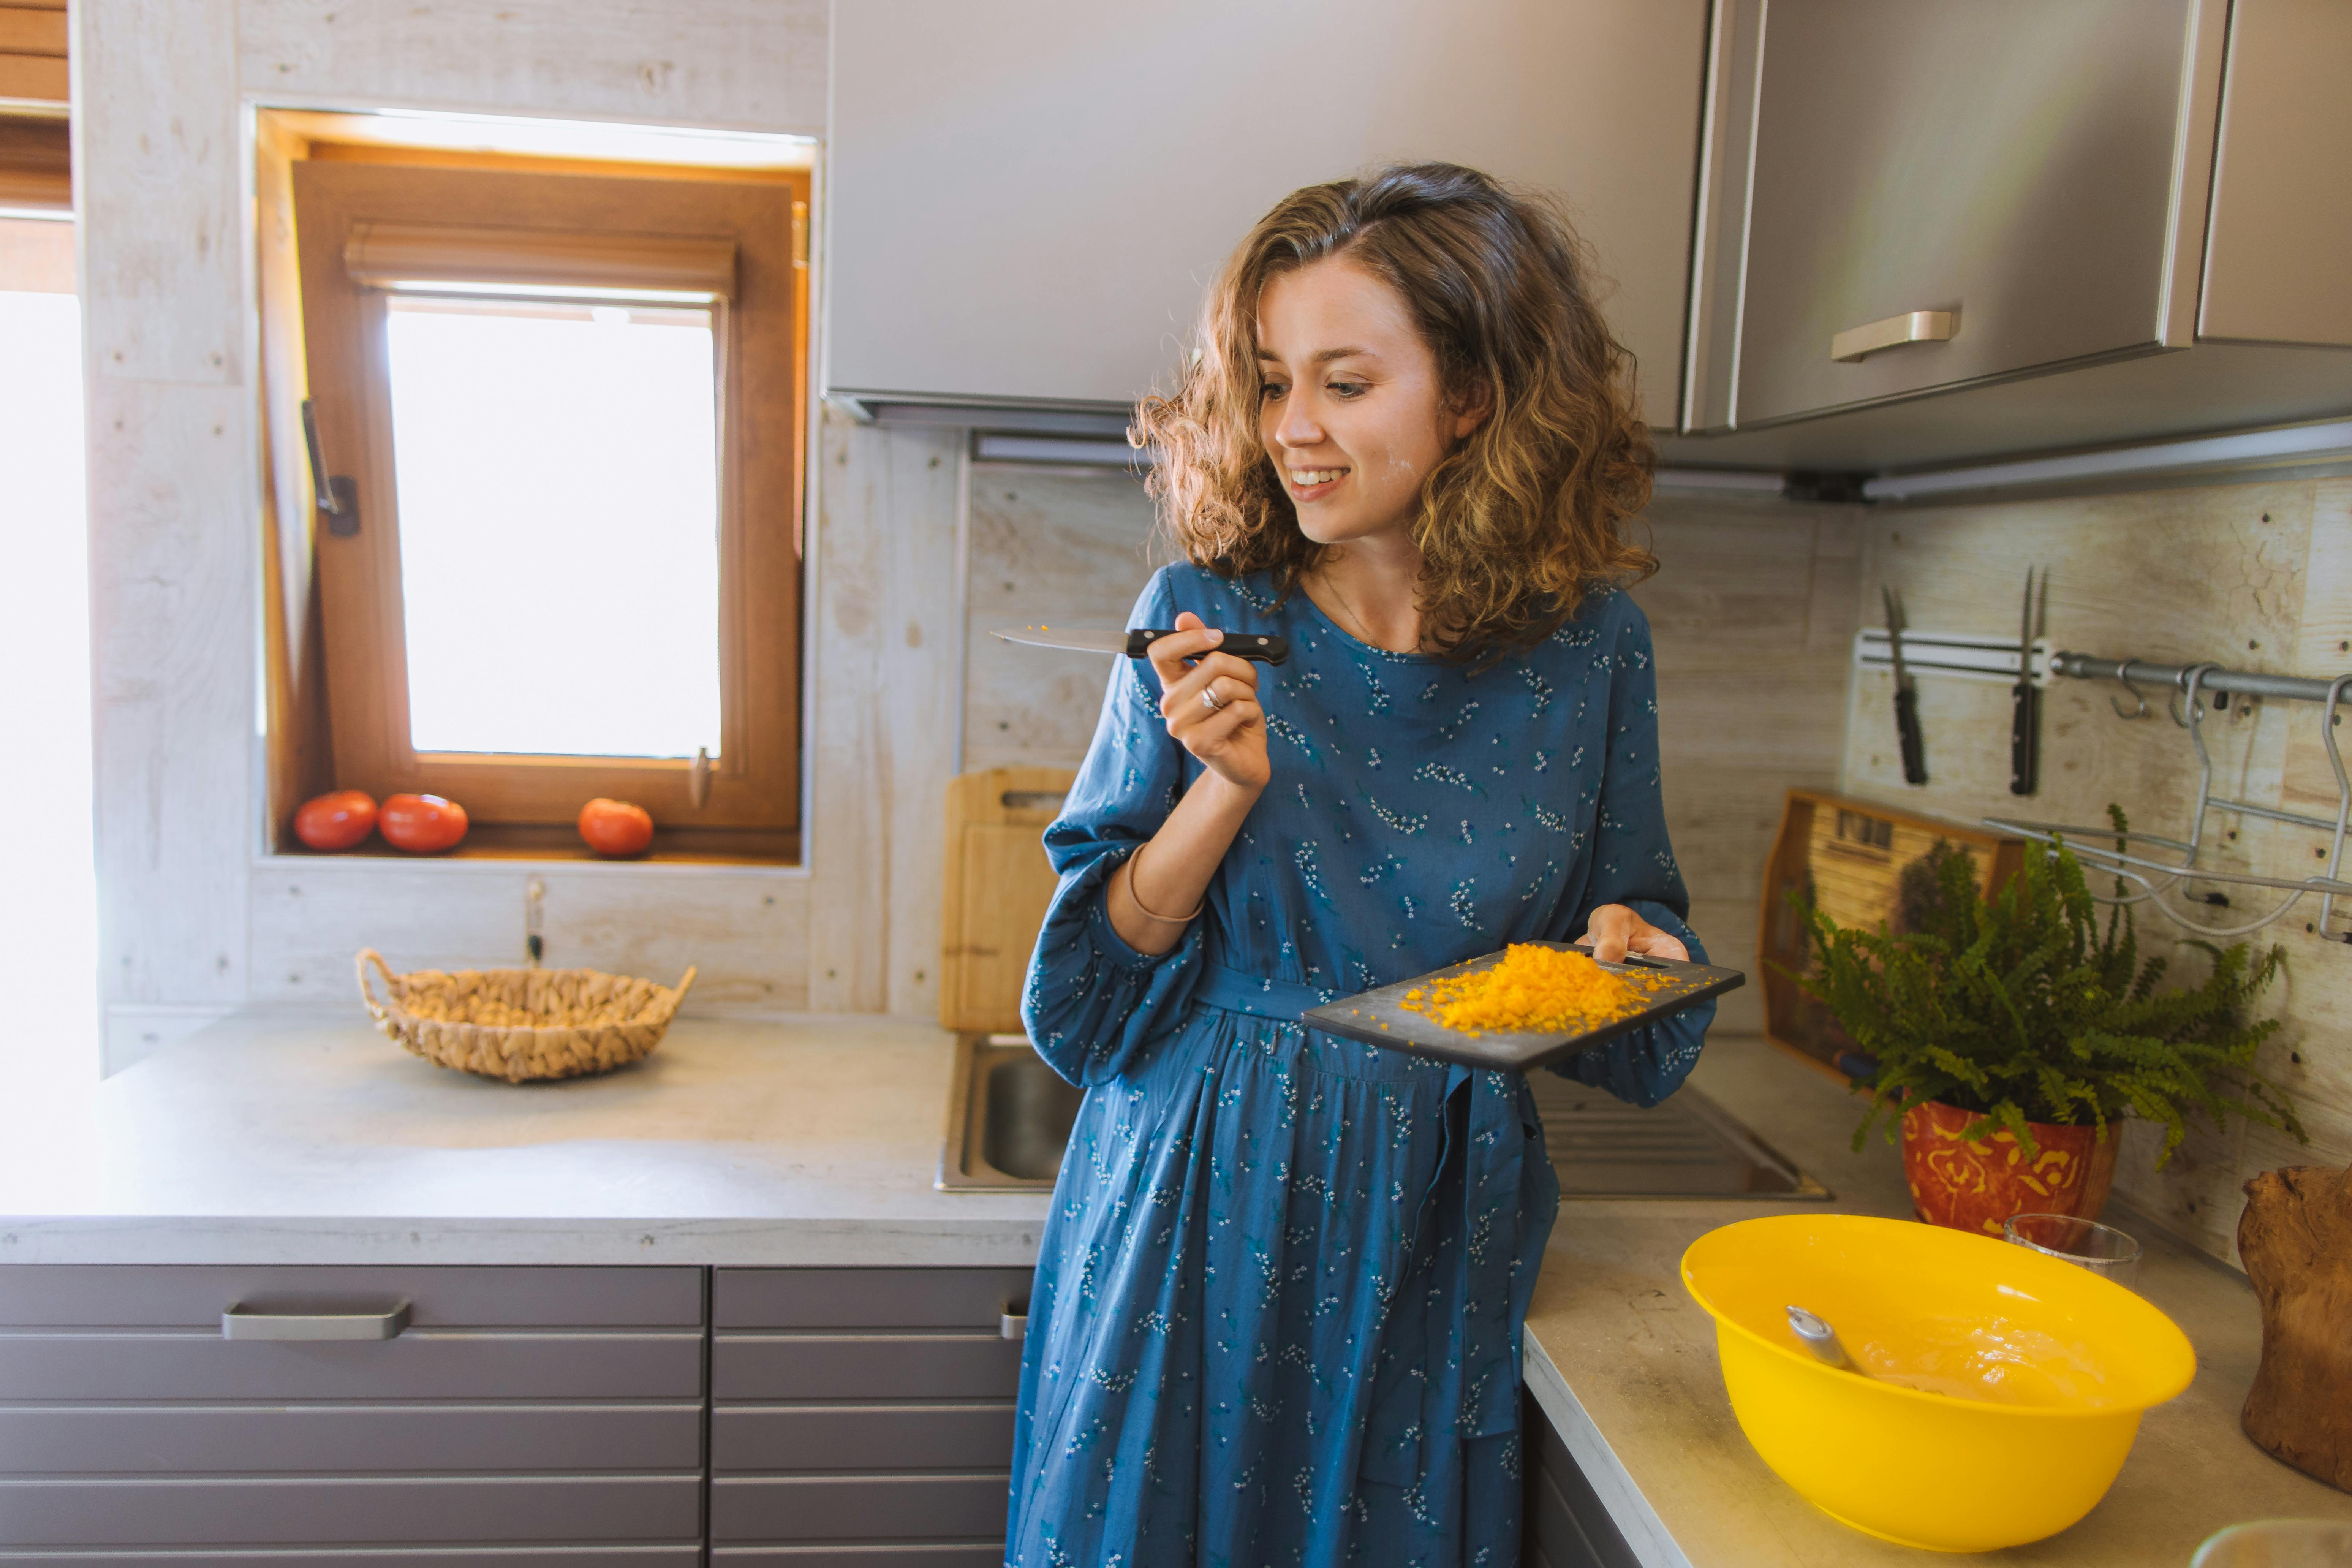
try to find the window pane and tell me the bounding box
[0,261,100,1098]
[385,295,723,758]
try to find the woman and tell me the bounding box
[1008,163,1713,1567]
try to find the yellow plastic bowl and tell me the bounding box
[1681,1214,2195,1553]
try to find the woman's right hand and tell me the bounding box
[1149,611,1270,793]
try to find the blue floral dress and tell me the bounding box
[1008,564,1713,1568]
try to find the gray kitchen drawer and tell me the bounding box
[0,1554,701,1567]
[0,1474,701,1548]
[712,1474,1009,1543]
[0,1267,702,1328]
[0,1402,702,1473]
[713,1334,1020,1402]
[714,1269,1031,1331]
[0,1331,702,1402]
[713,1403,1014,1472]
[712,1550,1002,1566]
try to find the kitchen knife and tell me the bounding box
[992,625,1290,665]
[2010,569,2044,796]
[1882,586,1928,786]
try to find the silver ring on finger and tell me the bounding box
[1201,684,1226,713]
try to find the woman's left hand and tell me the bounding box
[1578,903,1689,964]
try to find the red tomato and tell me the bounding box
[379,793,469,854]
[578,797,655,857]
[293,789,378,851]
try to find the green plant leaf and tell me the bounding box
[1786,823,2302,1171]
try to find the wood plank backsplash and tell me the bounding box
[1838,477,2352,1266]
[961,464,1162,774]
[960,472,1864,1036]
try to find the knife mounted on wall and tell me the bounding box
[1882,586,1928,786]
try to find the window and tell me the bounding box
[0,184,100,1096]
[282,152,807,857]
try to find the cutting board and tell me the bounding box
[1301,944,1744,1072]
[1758,789,2023,1081]
[938,766,1074,1034]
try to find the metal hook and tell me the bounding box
[2168,662,2221,729]
[2108,660,2150,720]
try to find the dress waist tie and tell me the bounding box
[1189,960,1536,1474]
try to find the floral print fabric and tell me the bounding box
[1008,565,1712,1567]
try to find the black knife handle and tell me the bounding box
[1894,686,1928,785]
[1126,629,1289,665]
[2010,680,2041,796]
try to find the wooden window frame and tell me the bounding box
[288,158,806,850]
[0,114,70,211]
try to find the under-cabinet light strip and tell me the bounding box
[1863,418,2352,502]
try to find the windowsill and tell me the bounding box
[264,822,802,869]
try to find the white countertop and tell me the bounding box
[1525,1036,2352,1567]
[0,1011,1048,1266]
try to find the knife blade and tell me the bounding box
[2010,568,2044,796]
[1882,586,1928,785]
[992,625,1290,665]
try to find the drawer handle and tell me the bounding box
[222,1301,411,1341]
[1001,1305,1027,1342]
[1831,309,1955,363]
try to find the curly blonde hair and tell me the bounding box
[1136,163,1656,663]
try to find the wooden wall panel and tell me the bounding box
[77,0,242,383]
[248,860,810,1014]
[960,464,1160,773]
[1633,502,1866,1034]
[807,417,963,1016]
[1834,476,2352,1267]
[84,383,255,1022]
[237,0,826,135]
[78,0,251,1070]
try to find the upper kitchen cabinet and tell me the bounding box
[1674,0,2352,469]
[825,0,1708,432]
[1693,0,2215,432]
[2197,0,2352,349]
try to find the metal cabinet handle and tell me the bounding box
[1831,310,1956,363]
[1001,1305,1027,1342]
[222,1300,411,1341]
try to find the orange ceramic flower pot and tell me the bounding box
[1900,1100,2119,1236]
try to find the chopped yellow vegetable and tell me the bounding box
[1399,943,1667,1037]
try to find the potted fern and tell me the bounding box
[1787,814,2301,1235]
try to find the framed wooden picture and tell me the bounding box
[1758,789,2025,1081]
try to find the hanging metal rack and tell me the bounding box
[1981,652,2352,942]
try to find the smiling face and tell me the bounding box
[1255,255,1485,550]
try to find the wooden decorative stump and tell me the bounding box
[2239,1163,2352,1493]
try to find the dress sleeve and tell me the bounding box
[1020,570,1209,1086]
[1547,597,1715,1107]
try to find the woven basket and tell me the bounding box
[357,948,697,1084]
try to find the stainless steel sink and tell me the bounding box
[937,1033,1084,1191]
[1528,1073,1830,1200]
[936,1032,1827,1200]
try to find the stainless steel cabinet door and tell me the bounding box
[1732,0,2206,425]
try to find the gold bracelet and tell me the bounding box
[1121,848,1203,925]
